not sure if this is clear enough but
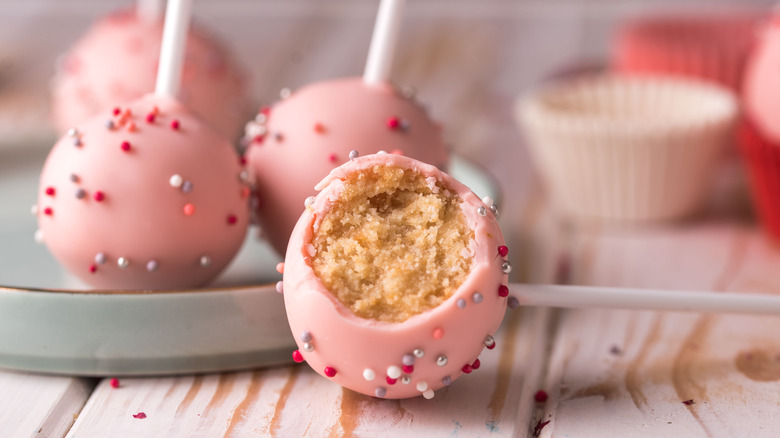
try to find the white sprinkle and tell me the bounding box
[304,196,316,208]
[275,281,284,293]
[30,205,38,216]
[416,381,428,392]
[482,196,494,207]
[95,253,107,265]
[422,389,435,400]
[117,257,129,268]
[169,174,183,188]
[363,369,376,381]
[146,260,158,272]
[377,150,387,155]
[348,150,359,160]
[255,113,268,124]
[67,128,79,137]
[33,229,44,243]
[200,255,212,267]
[387,366,402,379]
[279,87,291,99]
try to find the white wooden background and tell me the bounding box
[2,1,779,436]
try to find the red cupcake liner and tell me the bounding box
[739,118,780,241]
[612,15,757,92]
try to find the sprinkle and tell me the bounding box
[112,107,121,116]
[120,141,131,152]
[183,203,195,215]
[402,365,414,374]
[132,412,147,420]
[275,281,283,293]
[401,376,411,384]
[482,196,494,206]
[45,187,56,196]
[432,328,444,339]
[110,377,120,388]
[304,196,316,208]
[387,116,400,129]
[93,191,105,202]
[416,381,428,392]
[402,354,415,366]
[457,298,466,309]
[477,206,487,216]
[274,132,284,142]
[423,389,434,399]
[255,113,268,124]
[292,350,304,363]
[387,366,402,379]
[442,376,452,386]
[122,108,132,118]
[490,205,499,216]
[279,87,291,99]
[75,188,86,199]
[30,205,38,215]
[241,186,251,199]
[117,257,129,268]
[485,335,496,349]
[70,174,79,183]
[502,261,512,274]
[363,369,376,381]
[534,390,548,403]
[324,366,337,378]
[610,345,623,356]
[348,150,359,161]
[171,119,180,130]
[314,122,326,133]
[386,376,397,385]
[328,153,338,162]
[472,359,481,370]
[169,175,183,188]
[303,342,314,352]
[126,121,136,132]
[436,355,448,366]
[300,331,312,344]
[73,137,82,147]
[34,229,44,243]
[227,214,238,225]
[89,264,97,273]
[682,399,695,406]
[182,181,193,193]
[377,150,387,155]
[146,113,156,123]
[151,106,159,116]
[508,296,520,309]
[146,260,158,272]
[276,262,285,274]
[375,387,386,398]
[399,119,410,131]
[498,245,509,257]
[43,207,53,216]
[200,255,211,267]
[472,292,483,303]
[498,285,509,297]
[105,120,115,130]
[67,128,79,137]
[413,349,424,358]
[239,170,249,182]
[95,253,107,265]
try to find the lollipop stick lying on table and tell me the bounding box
[511,284,780,315]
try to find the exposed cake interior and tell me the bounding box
[311,164,473,323]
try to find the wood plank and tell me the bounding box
[0,371,95,438]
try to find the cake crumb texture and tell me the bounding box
[312,164,473,323]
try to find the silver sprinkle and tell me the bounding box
[374,387,386,398]
[303,342,314,352]
[485,335,495,347]
[413,349,424,358]
[502,261,512,274]
[472,292,483,304]
[75,188,86,199]
[279,87,291,99]
[67,128,79,137]
[146,260,158,272]
[456,298,466,309]
[399,119,410,131]
[301,330,312,343]
[105,120,115,130]
[401,376,411,384]
[442,376,452,386]
[275,281,284,293]
[490,204,499,217]
[95,253,107,265]
[348,150,359,161]
[436,355,448,366]
[477,206,487,216]
[181,181,194,193]
[73,137,82,147]
[200,255,212,267]
[117,257,129,268]
[402,354,415,366]
[70,174,79,183]
[508,296,520,309]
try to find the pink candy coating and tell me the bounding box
[283,154,508,399]
[245,77,450,256]
[50,7,250,140]
[38,94,249,290]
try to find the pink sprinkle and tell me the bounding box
[241,187,251,199]
[462,364,473,374]
[45,187,56,196]
[171,119,180,130]
[43,207,53,216]
[498,285,509,297]
[472,359,481,370]
[314,122,326,133]
[276,262,285,274]
[126,121,137,132]
[253,135,265,145]
[498,245,509,257]
[183,203,195,216]
[402,365,414,374]
[387,116,400,129]
[292,350,304,363]
[432,327,444,340]
[122,108,133,118]
[146,113,156,123]
[324,366,337,378]
[89,264,97,273]
[132,412,147,419]
[112,107,121,116]
[120,141,131,152]
[151,106,160,115]
[386,376,397,385]
[110,378,120,388]
[227,214,238,225]
[259,106,271,116]
[94,191,105,202]
[328,153,338,162]
[390,149,403,155]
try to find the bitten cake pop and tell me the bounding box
[50,4,250,140]
[35,0,249,290]
[282,153,508,399]
[244,0,448,256]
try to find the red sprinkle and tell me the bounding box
[498,285,509,297]
[534,390,548,403]
[328,153,338,162]
[112,107,121,116]
[146,113,156,123]
[472,359,481,370]
[402,365,414,374]
[94,191,105,202]
[227,214,238,225]
[259,106,271,116]
[89,264,97,273]
[120,141,131,152]
[110,378,120,388]
[171,119,180,130]
[132,412,147,419]
[314,122,326,133]
[45,187,56,196]
[498,245,509,257]
[43,207,53,216]
[486,340,496,350]
[324,366,337,378]
[386,376,397,385]
[292,350,304,363]
[183,203,195,216]
[682,399,695,406]
[387,116,400,129]
[239,156,247,165]
[241,186,251,199]
[462,364,473,374]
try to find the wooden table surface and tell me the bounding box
[1,1,778,437]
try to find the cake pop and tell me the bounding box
[50,3,250,140]
[35,0,249,290]
[282,153,508,399]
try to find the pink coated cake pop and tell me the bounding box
[50,7,250,140]
[243,77,450,256]
[36,94,250,290]
[281,153,508,399]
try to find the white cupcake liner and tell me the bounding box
[516,74,738,222]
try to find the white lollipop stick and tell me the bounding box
[155,0,192,97]
[363,0,406,84]
[511,284,780,316]
[137,0,163,24]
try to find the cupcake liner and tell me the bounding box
[612,15,757,92]
[517,74,738,222]
[739,119,780,242]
